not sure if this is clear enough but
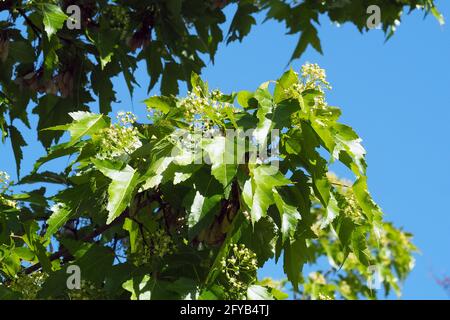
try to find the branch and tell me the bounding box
[330,181,352,188]
[22,190,162,275]
[21,188,164,275]
[17,7,75,43]
[17,8,42,40]
[23,209,130,275]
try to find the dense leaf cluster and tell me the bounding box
[0,0,442,177]
[0,68,416,299]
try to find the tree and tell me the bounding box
[1,66,416,299]
[0,0,440,300]
[0,0,443,175]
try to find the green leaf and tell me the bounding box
[271,99,300,129]
[0,246,21,277]
[143,96,176,115]
[0,285,22,299]
[9,41,35,63]
[23,222,53,273]
[92,160,139,224]
[21,171,68,185]
[8,125,27,179]
[32,142,80,173]
[123,218,139,253]
[89,17,120,69]
[283,235,308,291]
[296,121,331,206]
[203,136,237,194]
[321,191,339,229]
[247,285,274,300]
[431,6,445,25]
[41,4,68,39]
[118,49,138,99]
[244,165,291,223]
[37,269,67,298]
[188,191,222,239]
[91,67,116,114]
[46,112,108,147]
[240,217,276,266]
[166,277,198,299]
[227,2,257,43]
[273,190,301,244]
[141,156,174,190]
[32,95,86,149]
[352,176,382,223]
[34,241,53,273]
[44,204,73,240]
[123,275,152,300]
[14,247,35,262]
[141,42,163,93]
[351,227,372,266]
[273,69,298,103]
[173,171,193,185]
[331,124,366,176]
[161,62,180,95]
[191,72,208,97]
[205,213,246,287]
[75,244,114,285]
[237,90,256,109]
[290,25,322,62]
[42,35,61,72]
[283,129,302,154]
[253,82,274,145]
[272,288,289,300]
[334,216,355,249]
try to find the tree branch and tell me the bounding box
[17,8,42,40]
[17,7,75,43]
[23,209,130,275]
[330,181,352,188]
[22,190,162,275]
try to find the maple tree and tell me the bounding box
[0,0,442,299]
[1,66,417,299]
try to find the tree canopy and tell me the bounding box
[0,0,443,176]
[0,0,441,300]
[1,66,416,299]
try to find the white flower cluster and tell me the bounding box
[301,63,332,92]
[8,271,47,299]
[96,111,142,160]
[0,171,17,208]
[152,229,175,258]
[220,244,258,298]
[283,63,331,109]
[117,111,137,126]
[178,89,236,132]
[68,280,105,300]
[0,171,10,192]
[133,228,176,265]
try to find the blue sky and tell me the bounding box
[1,1,450,299]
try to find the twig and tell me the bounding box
[17,7,76,43]
[330,181,352,188]
[23,209,130,274]
[17,8,42,40]
[22,190,161,275]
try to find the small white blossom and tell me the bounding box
[96,112,142,160]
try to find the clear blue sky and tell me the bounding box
[1,1,449,299]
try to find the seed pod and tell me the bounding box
[0,39,9,62]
